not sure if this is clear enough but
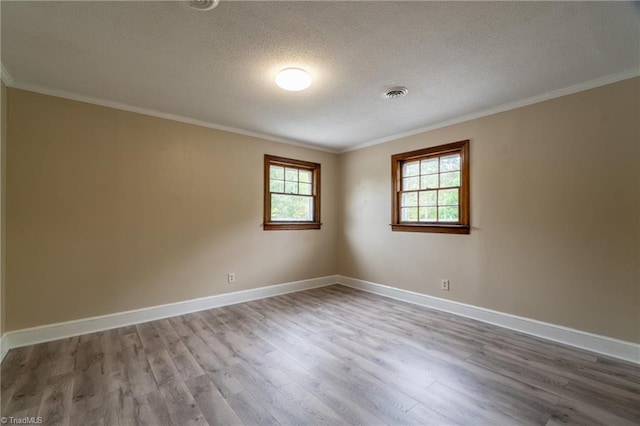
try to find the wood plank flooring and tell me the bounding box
[1,285,639,425]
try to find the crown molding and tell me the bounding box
[341,68,640,153]
[9,80,340,154]
[4,67,638,155]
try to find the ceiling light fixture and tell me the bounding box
[186,0,219,11]
[276,68,312,91]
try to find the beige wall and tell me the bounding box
[1,81,6,335]
[338,77,640,343]
[5,78,639,343]
[6,89,338,331]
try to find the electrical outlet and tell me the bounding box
[441,279,450,291]
[228,273,235,284]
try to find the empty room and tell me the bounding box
[0,1,638,425]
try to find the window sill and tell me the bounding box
[264,222,322,231]
[391,223,470,234]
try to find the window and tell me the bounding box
[264,155,321,230]
[391,140,470,234]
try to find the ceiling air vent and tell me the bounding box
[186,0,219,11]
[385,86,409,99]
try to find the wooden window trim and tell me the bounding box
[264,155,321,231]
[391,140,470,234]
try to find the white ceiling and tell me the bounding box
[2,1,639,152]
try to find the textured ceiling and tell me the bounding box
[2,1,639,151]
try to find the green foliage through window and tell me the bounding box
[271,194,313,221]
[265,158,319,228]
[399,153,461,223]
[269,165,314,221]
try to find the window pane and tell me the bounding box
[418,190,437,206]
[440,154,460,172]
[299,170,312,183]
[403,176,420,190]
[390,141,469,233]
[438,206,459,222]
[285,168,298,181]
[401,207,418,221]
[440,171,460,188]
[421,158,438,174]
[270,180,284,193]
[401,192,418,207]
[420,174,438,189]
[299,183,312,195]
[271,194,313,221]
[418,207,437,221]
[438,188,459,206]
[270,165,284,180]
[403,161,420,177]
[285,181,298,194]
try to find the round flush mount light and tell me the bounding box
[385,86,409,99]
[276,68,312,91]
[186,0,219,11]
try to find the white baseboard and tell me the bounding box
[337,276,640,365]
[3,274,638,366]
[1,275,339,361]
